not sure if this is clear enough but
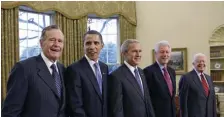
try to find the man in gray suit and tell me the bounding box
[179,53,217,117]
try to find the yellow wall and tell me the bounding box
[136,1,224,91]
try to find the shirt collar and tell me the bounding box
[124,61,138,73]
[193,67,204,76]
[41,52,57,68]
[85,54,99,66]
[156,60,166,70]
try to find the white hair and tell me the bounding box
[192,53,206,63]
[154,40,171,53]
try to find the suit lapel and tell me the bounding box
[122,64,144,100]
[36,55,60,99]
[205,74,213,98]
[99,62,107,94]
[154,62,172,97]
[191,70,207,97]
[81,57,102,101]
[139,68,150,102]
[57,63,66,110]
[167,67,175,97]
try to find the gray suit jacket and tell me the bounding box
[179,69,217,117]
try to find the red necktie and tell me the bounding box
[163,68,173,96]
[200,73,209,96]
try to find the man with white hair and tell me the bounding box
[179,53,217,117]
[143,40,176,117]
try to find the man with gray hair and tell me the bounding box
[179,53,217,117]
[143,40,176,117]
[2,25,67,117]
[108,39,155,117]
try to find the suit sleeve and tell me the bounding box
[172,69,176,96]
[179,75,189,117]
[65,66,87,117]
[213,90,217,117]
[210,77,217,117]
[108,73,124,117]
[2,63,28,117]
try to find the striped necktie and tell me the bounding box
[51,64,62,98]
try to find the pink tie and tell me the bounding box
[163,68,173,96]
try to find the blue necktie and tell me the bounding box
[51,64,62,98]
[94,63,102,94]
[134,68,144,95]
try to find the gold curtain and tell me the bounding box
[54,12,87,67]
[1,7,19,100]
[119,15,136,63]
[2,1,137,26]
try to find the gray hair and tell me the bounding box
[154,40,171,53]
[121,39,140,53]
[192,53,206,63]
[40,25,61,41]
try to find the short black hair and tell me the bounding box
[83,30,104,45]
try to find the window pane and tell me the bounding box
[88,17,119,73]
[19,9,51,61]
[27,12,39,31]
[108,64,120,74]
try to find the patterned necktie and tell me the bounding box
[200,73,209,96]
[134,68,144,95]
[94,63,102,94]
[51,64,62,98]
[163,68,173,96]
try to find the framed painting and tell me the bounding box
[152,48,188,75]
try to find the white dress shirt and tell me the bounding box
[124,61,143,86]
[41,52,59,75]
[85,54,102,79]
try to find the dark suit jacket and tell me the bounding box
[108,64,155,117]
[179,70,217,117]
[143,62,176,117]
[2,55,66,117]
[65,57,108,117]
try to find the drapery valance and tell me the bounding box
[1,1,136,25]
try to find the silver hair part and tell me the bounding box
[154,40,171,53]
[120,39,140,53]
[192,53,206,64]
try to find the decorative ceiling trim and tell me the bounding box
[1,1,137,25]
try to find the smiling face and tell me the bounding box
[123,42,142,66]
[193,55,206,73]
[155,45,171,66]
[40,29,64,62]
[84,34,103,62]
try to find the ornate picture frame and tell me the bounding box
[152,48,188,75]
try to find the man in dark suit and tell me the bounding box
[179,53,217,117]
[108,39,155,117]
[65,30,108,117]
[2,25,67,117]
[143,40,176,117]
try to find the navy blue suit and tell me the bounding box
[179,70,217,117]
[108,64,155,117]
[65,57,108,117]
[143,62,176,117]
[2,55,67,117]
